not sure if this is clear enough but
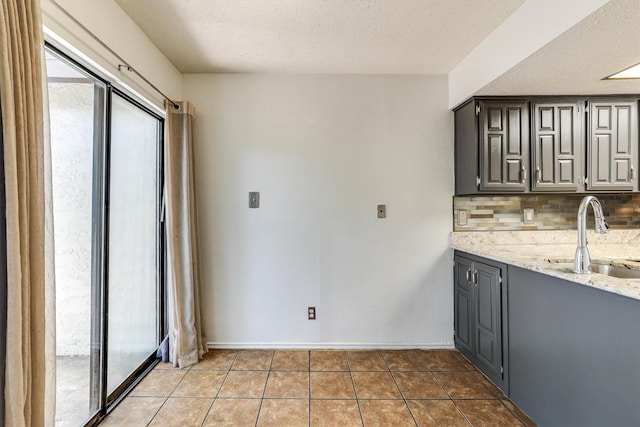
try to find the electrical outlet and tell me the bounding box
[523,208,534,224]
[457,209,468,226]
[308,306,316,320]
[377,204,386,218]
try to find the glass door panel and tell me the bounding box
[47,50,105,426]
[106,93,160,394]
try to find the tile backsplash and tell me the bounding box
[453,194,640,231]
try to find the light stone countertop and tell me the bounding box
[450,230,640,301]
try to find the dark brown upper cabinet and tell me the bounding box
[586,99,639,192]
[531,100,584,192]
[479,100,530,192]
[454,96,640,195]
[454,98,529,195]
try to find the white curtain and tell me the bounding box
[0,0,56,426]
[165,100,207,368]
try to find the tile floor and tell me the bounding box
[99,349,536,426]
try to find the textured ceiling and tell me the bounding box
[478,0,640,96]
[113,0,525,74]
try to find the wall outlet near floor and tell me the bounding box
[308,306,316,320]
[457,209,468,226]
[523,208,535,224]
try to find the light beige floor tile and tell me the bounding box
[311,372,355,399]
[203,398,261,427]
[422,350,475,371]
[271,350,309,371]
[218,370,268,398]
[148,397,213,426]
[310,400,363,427]
[381,350,428,371]
[311,350,348,371]
[352,372,401,399]
[257,399,309,427]
[358,400,416,427]
[192,350,237,370]
[100,397,165,426]
[393,371,448,399]
[407,399,470,427]
[231,350,274,370]
[129,370,186,397]
[263,371,309,398]
[433,371,503,399]
[346,351,387,371]
[171,370,226,397]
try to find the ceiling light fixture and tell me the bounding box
[603,62,640,80]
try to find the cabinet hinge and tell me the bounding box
[585,106,589,113]
[476,176,481,187]
[501,366,504,374]
[475,105,481,115]
[584,176,589,185]
[498,276,502,284]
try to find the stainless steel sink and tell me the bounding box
[591,263,640,280]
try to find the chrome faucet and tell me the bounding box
[574,195,610,274]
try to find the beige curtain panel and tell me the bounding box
[165,101,207,368]
[0,0,56,426]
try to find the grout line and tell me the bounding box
[199,350,240,427]
[253,350,275,427]
[345,352,366,427]
[144,395,169,427]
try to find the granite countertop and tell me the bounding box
[450,230,640,301]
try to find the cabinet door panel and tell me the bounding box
[474,263,502,376]
[454,256,474,356]
[587,99,638,191]
[480,101,529,192]
[488,135,503,183]
[532,100,583,192]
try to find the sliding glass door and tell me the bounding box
[47,50,106,426]
[107,94,161,394]
[47,46,164,426]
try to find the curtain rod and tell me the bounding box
[48,0,179,108]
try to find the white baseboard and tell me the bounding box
[207,342,455,350]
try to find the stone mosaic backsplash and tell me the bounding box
[453,194,640,231]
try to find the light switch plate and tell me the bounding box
[249,192,260,208]
[457,209,468,226]
[523,208,534,224]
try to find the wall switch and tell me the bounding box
[308,307,316,320]
[457,209,468,226]
[377,204,386,218]
[249,192,260,208]
[523,208,534,224]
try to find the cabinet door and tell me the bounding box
[479,101,529,192]
[532,101,584,192]
[587,99,638,191]
[454,100,479,195]
[474,262,503,381]
[454,256,474,357]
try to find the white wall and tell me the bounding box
[184,74,454,348]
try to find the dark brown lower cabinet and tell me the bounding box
[454,252,508,394]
